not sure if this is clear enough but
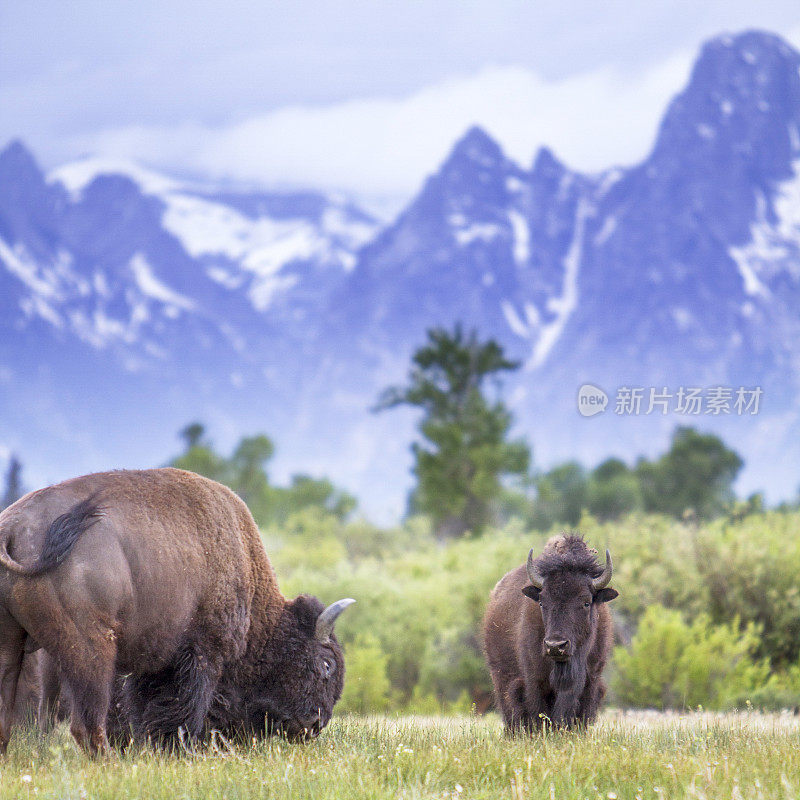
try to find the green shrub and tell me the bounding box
[726,683,800,712]
[581,510,800,668]
[338,635,392,713]
[264,506,800,714]
[697,512,800,666]
[613,605,769,709]
[577,512,710,627]
[726,664,800,711]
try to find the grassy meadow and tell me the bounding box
[4,440,800,796]
[2,712,799,800]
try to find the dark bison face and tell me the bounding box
[522,549,618,679]
[259,595,354,741]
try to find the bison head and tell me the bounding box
[255,594,355,741]
[522,541,617,688]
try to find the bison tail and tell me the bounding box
[0,495,104,576]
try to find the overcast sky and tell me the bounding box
[2,1,800,211]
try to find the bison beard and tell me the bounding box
[120,640,217,744]
[550,656,586,694]
[548,645,589,727]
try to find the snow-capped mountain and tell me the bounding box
[326,127,591,367]
[0,143,377,369]
[51,156,376,315]
[0,139,380,502]
[570,30,800,383]
[3,29,800,516]
[330,31,800,380]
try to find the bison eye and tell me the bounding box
[583,600,591,608]
[321,658,334,678]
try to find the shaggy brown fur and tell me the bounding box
[0,469,353,754]
[483,535,618,732]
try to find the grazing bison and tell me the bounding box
[0,468,354,754]
[483,535,617,732]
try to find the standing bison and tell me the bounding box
[0,468,354,754]
[483,535,618,732]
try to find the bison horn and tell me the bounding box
[315,598,356,641]
[591,550,613,592]
[526,549,544,589]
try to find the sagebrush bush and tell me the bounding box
[338,635,392,713]
[612,605,769,709]
[266,508,800,713]
[698,512,800,666]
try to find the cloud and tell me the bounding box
[63,52,696,208]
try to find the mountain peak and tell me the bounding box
[0,138,34,160]
[690,29,800,97]
[531,146,567,180]
[399,124,516,223]
[446,125,506,170]
[707,29,798,62]
[0,139,41,180]
[648,29,800,176]
[0,139,54,216]
[50,155,182,199]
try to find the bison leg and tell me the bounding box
[63,665,114,756]
[576,677,606,727]
[125,641,220,745]
[38,653,64,732]
[13,650,43,727]
[0,612,25,754]
[50,630,117,756]
[500,677,547,734]
[499,677,526,732]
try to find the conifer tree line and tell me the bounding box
[375,325,756,537]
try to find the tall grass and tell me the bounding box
[1,712,798,799]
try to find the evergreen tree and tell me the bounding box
[168,424,356,525]
[228,435,275,520]
[171,423,228,484]
[277,475,357,523]
[1,455,24,510]
[179,422,207,450]
[376,325,529,537]
[636,426,743,519]
[530,461,589,530]
[587,457,642,521]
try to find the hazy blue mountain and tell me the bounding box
[0,141,379,495]
[312,29,800,509]
[2,29,800,516]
